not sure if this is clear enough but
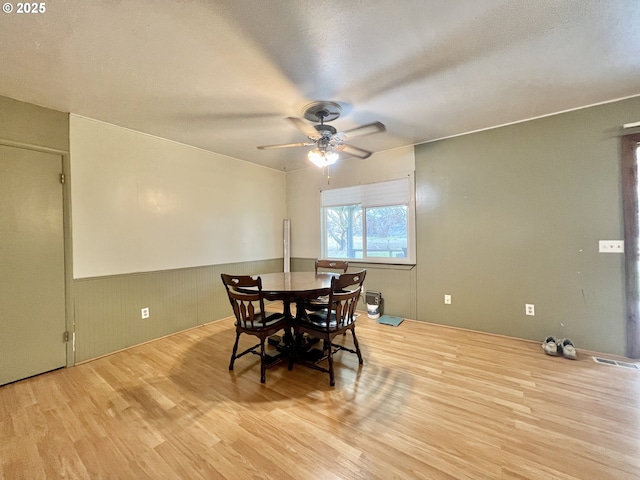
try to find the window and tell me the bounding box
[320,176,415,264]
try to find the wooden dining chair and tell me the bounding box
[304,259,349,313]
[221,274,289,383]
[315,259,349,274]
[289,269,366,386]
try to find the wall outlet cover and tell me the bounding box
[599,240,624,253]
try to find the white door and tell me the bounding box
[0,144,67,385]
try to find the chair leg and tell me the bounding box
[327,343,335,387]
[260,339,267,383]
[229,331,240,370]
[351,328,364,364]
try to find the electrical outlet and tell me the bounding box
[444,294,451,305]
[525,304,535,316]
[141,307,149,319]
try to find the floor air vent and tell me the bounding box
[592,357,640,370]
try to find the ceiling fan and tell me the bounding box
[257,101,386,168]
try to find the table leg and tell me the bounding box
[267,300,294,352]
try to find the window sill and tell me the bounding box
[332,260,416,270]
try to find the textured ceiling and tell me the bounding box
[1,0,640,171]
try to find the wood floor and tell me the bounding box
[1,314,639,479]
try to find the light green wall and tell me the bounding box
[0,95,69,151]
[415,96,639,355]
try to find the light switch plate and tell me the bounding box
[599,240,624,253]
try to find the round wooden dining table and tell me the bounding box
[241,271,340,356]
[257,271,337,302]
[248,271,337,320]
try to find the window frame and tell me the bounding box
[320,175,416,265]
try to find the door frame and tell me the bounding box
[621,133,640,359]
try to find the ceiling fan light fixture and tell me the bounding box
[308,148,338,168]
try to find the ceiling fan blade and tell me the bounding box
[336,144,373,159]
[340,121,386,139]
[285,116,321,139]
[257,142,315,150]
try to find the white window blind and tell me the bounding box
[321,178,409,208]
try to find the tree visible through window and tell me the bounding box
[325,205,362,258]
[321,177,414,264]
[366,205,407,258]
